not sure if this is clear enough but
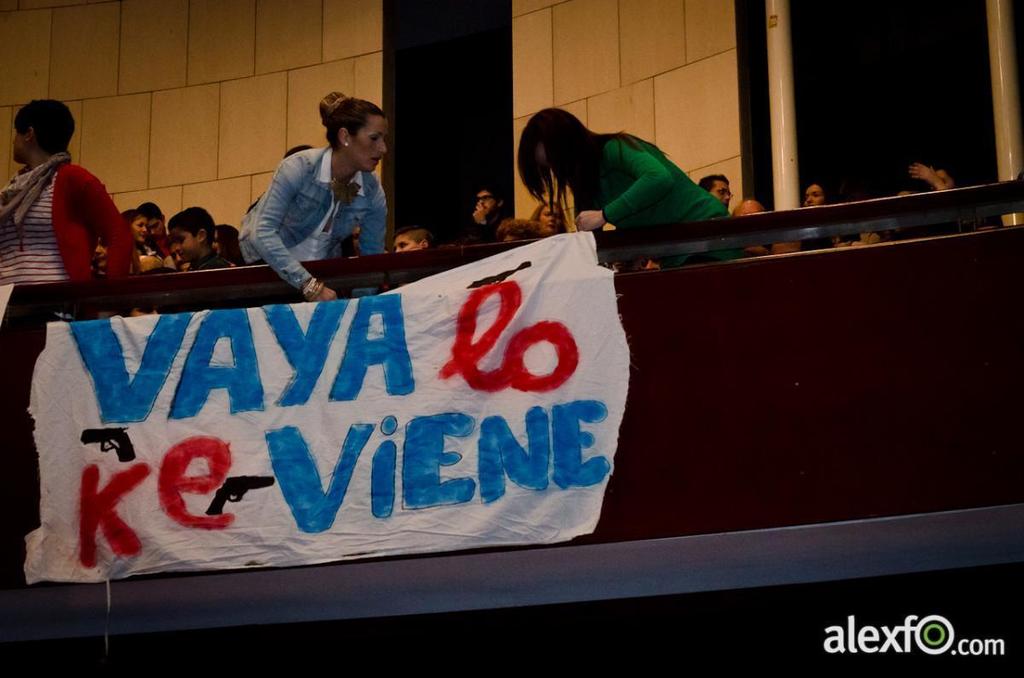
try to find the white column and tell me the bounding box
[766,0,800,210]
[987,0,1023,225]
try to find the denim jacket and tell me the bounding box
[239,146,386,289]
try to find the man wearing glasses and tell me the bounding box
[458,185,508,244]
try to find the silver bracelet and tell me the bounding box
[301,277,324,301]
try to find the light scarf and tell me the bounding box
[0,152,71,246]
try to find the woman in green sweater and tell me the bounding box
[517,108,728,232]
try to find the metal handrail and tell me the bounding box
[5,180,1024,320]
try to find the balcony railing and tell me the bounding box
[2,180,1023,642]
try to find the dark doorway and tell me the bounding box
[390,0,512,244]
[737,0,775,208]
[791,0,997,200]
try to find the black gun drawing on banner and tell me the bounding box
[206,476,277,515]
[468,261,532,288]
[80,427,136,462]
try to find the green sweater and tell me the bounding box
[599,137,729,226]
[598,137,737,262]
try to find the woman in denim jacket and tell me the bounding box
[240,92,388,301]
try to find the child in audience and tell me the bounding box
[214,224,245,265]
[393,225,433,252]
[168,207,232,271]
[124,209,165,273]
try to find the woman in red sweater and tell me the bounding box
[0,99,130,285]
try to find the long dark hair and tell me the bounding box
[517,108,629,214]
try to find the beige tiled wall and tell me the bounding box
[512,8,552,119]
[559,99,588,126]
[1,0,384,228]
[49,2,120,100]
[551,0,619,105]
[187,0,256,85]
[4,2,736,228]
[255,0,322,75]
[0,107,11,177]
[182,176,252,226]
[62,98,83,171]
[686,0,737,63]
[512,0,742,215]
[619,0,686,84]
[588,79,655,140]
[20,0,86,8]
[353,52,383,103]
[150,84,220,187]
[287,59,356,149]
[250,171,274,203]
[0,10,52,104]
[512,0,560,15]
[112,185,183,216]
[323,0,382,62]
[512,115,532,223]
[654,50,740,171]
[79,93,151,194]
[219,72,288,179]
[119,0,188,94]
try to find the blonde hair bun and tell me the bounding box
[317,93,385,148]
[319,91,349,126]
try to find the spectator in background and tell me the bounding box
[733,199,804,255]
[92,238,108,278]
[214,224,244,266]
[496,217,556,242]
[802,182,846,248]
[909,161,973,232]
[393,225,433,252]
[124,208,166,273]
[136,201,172,258]
[458,185,508,244]
[169,237,187,271]
[529,202,569,234]
[1,99,130,284]
[803,183,827,207]
[806,179,891,246]
[699,174,732,210]
[733,199,777,256]
[169,207,231,271]
[908,162,955,191]
[733,198,766,217]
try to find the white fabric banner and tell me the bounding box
[25,233,629,583]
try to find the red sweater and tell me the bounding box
[51,164,131,280]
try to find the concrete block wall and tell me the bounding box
[0,0,383,227]
[511,0,741,217]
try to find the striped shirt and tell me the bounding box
[0,175,69,285]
